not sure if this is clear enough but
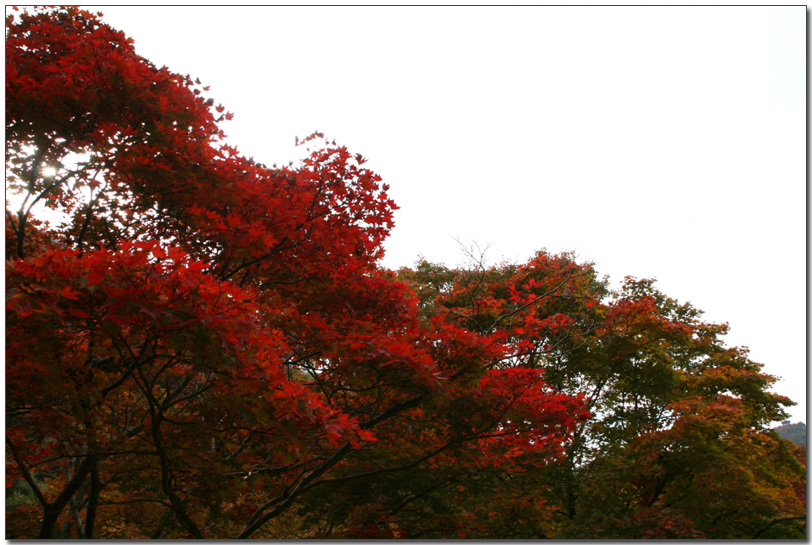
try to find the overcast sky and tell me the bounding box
[83,5,805,421]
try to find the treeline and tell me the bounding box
[775,422,807,447]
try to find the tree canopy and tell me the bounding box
[5,7,805,539]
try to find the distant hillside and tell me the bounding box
[773,421,806,446]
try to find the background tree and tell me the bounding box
[774,421,807,447]
[396,251,805,538]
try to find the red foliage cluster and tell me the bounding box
[5,7,590,538]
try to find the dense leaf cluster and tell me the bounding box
[5,7,805,539]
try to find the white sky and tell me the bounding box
[68,6,807,421]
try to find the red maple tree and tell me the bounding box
[6,7,588,538]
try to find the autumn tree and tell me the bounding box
[6,7,589,538]
[396,251,805,538]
